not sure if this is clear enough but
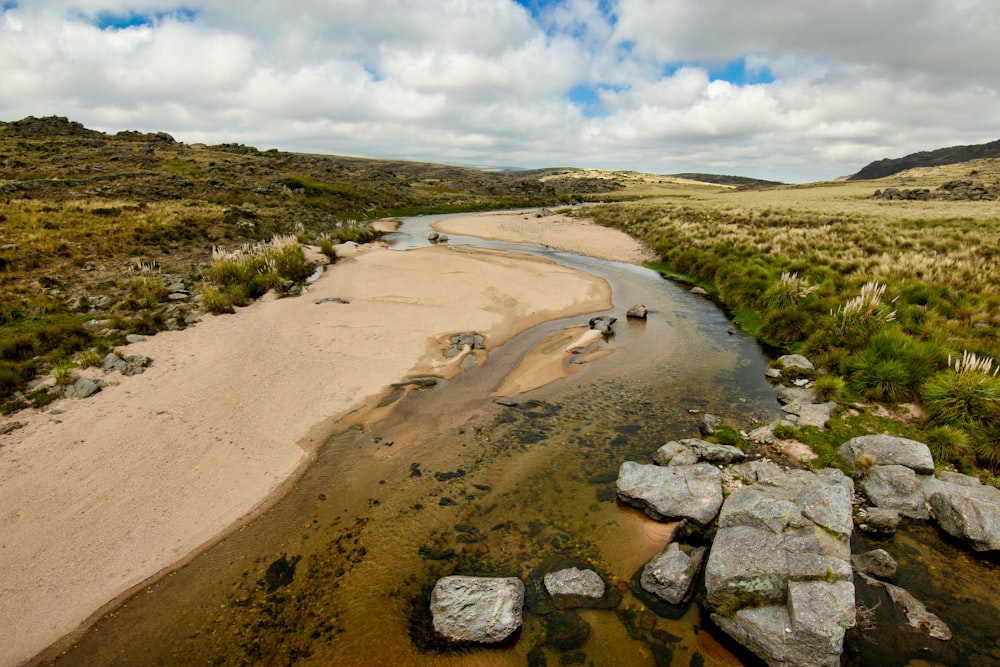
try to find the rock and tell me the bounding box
[125,334,147,343]
[167,291,189,300]
[699,413,722,436]
[924,475,1000,551]
[667,448,700,466]
[652,440,690,465]
[853,507,900,535]
[852,549,897,580]
[838,434,934,474]
[690,286,708,296]
[626,304,648,319]
[786,401,837,428]
[588,315,617,336]
[427,231,439,241]
[691,440,746,464]
[705,467,855,666]
[640,543,707,604]
[858,465,930,519]
[777,386,816,405]
[437,233,449,243]
[777,354,814,373]
[430,575,524,644]
[764,368,782,379]
[391,376,439,388]
[616,461,724,525]
[858,573,952,641]
[64,377,104,399]
[1,421,25,436]
[444,332,486,357]
[543,567,605,599]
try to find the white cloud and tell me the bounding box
[1,0,998,182]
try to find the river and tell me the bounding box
[49,214,1000,667]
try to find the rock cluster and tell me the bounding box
[842,435,1000,551]
[873,180,998,201]
[705,463,856,667]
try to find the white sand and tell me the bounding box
[0,242,612,666]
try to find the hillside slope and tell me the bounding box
[849,138,1000,180]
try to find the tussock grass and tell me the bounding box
[585,163,1000,475]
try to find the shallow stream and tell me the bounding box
[50,214,1000,666]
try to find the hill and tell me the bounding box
[0,115,633,412]
[848,138,1000,180]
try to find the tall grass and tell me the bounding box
[202,235,315,313]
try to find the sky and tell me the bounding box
[1,1,999,182]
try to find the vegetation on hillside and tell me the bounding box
[575,161,1000,479]
[0,115,588,412]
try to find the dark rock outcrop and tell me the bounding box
[848,139,1000,180]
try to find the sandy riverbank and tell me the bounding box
[0,238,615,666]
[432,208,658,264]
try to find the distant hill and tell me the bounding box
[848,139,1000,181]
[667,173,783,187]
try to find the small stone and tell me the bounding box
[543,567,606,599]
[626,304,648,319]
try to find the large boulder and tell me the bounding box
[616,461,724,525]
[923,474,1000,551]
[705,467,855,666]
[839,435,934,474]
[430,576,524,643]
[858,465,930,519]
[639,543,707,605]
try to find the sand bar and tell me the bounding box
[0,242,612,666]
[433,208,658,264]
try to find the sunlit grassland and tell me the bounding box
[575,162,1000,478]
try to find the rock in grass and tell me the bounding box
[430,576,524,644]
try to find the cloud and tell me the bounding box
[1,0,998,181]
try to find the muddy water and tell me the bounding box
[49,215,999,667]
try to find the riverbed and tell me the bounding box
[47,213,1000,667]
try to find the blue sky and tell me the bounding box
[2,0,999,182]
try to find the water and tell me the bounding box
[48,214,1000,666]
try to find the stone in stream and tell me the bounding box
[616,461,724,525]
[852,549,898,580]
[588,315,617,336]
[699,413,722,436]
[705,465,855,667]
[543,567,605,599]
[640,543,707,605]
[922,472,1000,551]
[430,575,524,643]
[626,304,648,319]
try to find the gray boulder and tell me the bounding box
[64,377,104,399]
[652,441,690,465]
[705,467,855,666]
[616,461,723,525]
[839,434,934,474]
[691,440,746,464]
[588,315,617,336]
[626,304,648,319]
[640,543,707,604]
[543,567,605,599]
[924,476,1000,551]
[430,576,524,643]
[858,465,929,519]
[853,507,900,535]
[700,413,722,436]
[777,354,815,373]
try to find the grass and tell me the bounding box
[576,161,1000,477]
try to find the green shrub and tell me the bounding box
[52,361,76,387]
[714,424,743,446]
[812,375,846,402]
[925,425,973,467]
[318,238,337,263]
[272,244,312,283]
[201,286,234,314]
[923,369,1000,430]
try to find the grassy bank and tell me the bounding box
[577,165,1000,479]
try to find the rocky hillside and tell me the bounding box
[849,138,1000,180]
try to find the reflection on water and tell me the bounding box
[49,215,1000,667]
